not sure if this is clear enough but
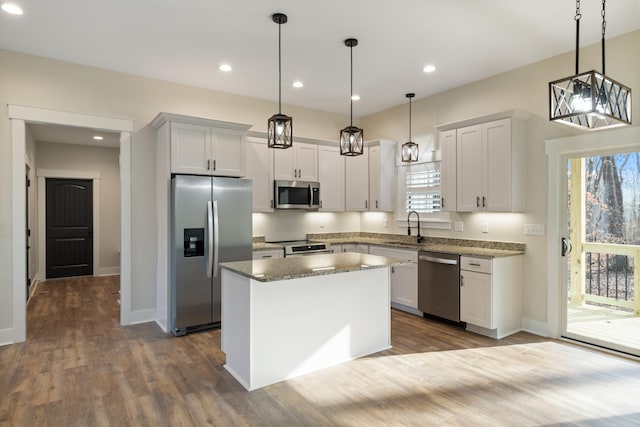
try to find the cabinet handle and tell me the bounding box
[376,200,379,209]
[207,159,211,170]
[320,200,323,208]
[476,196,480,208]
[441,197,445,208]
[213,160,216,171]
[263,255,273,258]
[482,196,486,207]
[270,199,274,208]
[391,267,395,274]
[469,262,481,267]
[365,200,368,209]
[461,275,464,286]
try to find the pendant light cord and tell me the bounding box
[349,45,353,128]
[408,97,412,141]
[278,21,282,115]
[601,0,606,75]
[575,0,581,75]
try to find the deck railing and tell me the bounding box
[577,242,640,315]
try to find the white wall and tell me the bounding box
[35,141,121,275]
[360,31,640,332]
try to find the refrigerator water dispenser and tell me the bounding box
[183,228,204,257]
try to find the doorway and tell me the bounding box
[9,105,133,344]
[563,153,640,356]
[45,178,94,278]
[546,126,640,357]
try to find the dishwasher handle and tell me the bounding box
[419,255,458,265]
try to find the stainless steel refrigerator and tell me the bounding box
[171,174,252,336]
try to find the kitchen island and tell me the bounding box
[220,252,406,391]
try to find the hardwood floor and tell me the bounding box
[2,276,640,426]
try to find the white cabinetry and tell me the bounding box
[456,118,525,212]
[345,150,369,211]
[273,142,318,181]
[369,246,419,315]
[460,255,522,339]
[318,145,345,211]
[169,118,250,177]
[253,249,284,260]
[439,129,457,212]
[368,140,395,212]
[246,138,274,212]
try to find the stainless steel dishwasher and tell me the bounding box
[418,251,461,323]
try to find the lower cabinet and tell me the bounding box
[253,249,284,260]
[460,255,522,339]
[369,246,419,315]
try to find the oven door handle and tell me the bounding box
[419,255,458,265]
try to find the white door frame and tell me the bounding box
[9,105,134,343]
[545,126,640,339]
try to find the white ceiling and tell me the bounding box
[2,0,640,118]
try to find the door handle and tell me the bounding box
[561,237,573,257]
[212,200,220,277]
[206,201,213,278]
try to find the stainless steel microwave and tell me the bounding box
[274,180,320,210]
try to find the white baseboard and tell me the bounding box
[522,318,548,337]
[98,267,120,276]
[155,318,168,333]
[128,308,156,325]
[0,328,15,347]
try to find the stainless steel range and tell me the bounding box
[271,240,331,257]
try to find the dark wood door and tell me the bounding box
[46,178,93,278]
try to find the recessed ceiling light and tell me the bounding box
[218,63,232,72]
[351,94,360,101]
[1,3,23,15]
[423,64,436,73]
[93,136,103,141]
[292,81,304,88]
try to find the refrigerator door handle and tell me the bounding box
[206,200,214,278]
[213,200,220,277]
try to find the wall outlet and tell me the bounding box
[384,218,389,228]
[454,221,464,232]
[481,222,489,233]
[524,223,545,236]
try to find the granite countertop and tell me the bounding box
[221,252,408,282]
[252,233,525,258]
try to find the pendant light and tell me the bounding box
[268,13,293,149]
[401,93,418,163]
[340,38,364,156]
[549,0,631,130]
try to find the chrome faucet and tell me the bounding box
[407,210,423,243]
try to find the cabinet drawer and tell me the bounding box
[460,256,492,273]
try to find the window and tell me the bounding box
[397,161,443,214]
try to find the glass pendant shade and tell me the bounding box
[401,141,419,162]
[550,70,631,130]
[340,125,364,156]
[268,113,293,148]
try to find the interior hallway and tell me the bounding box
[1,276,640,426]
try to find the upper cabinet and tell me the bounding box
[439,114,526,213]
[318,145,345,211]
[273,142,318,181]
[368,140,395,212]
[246,138,274,212]
[154,113,251,178]
[439,129,457,212]
[345,149,369,211]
